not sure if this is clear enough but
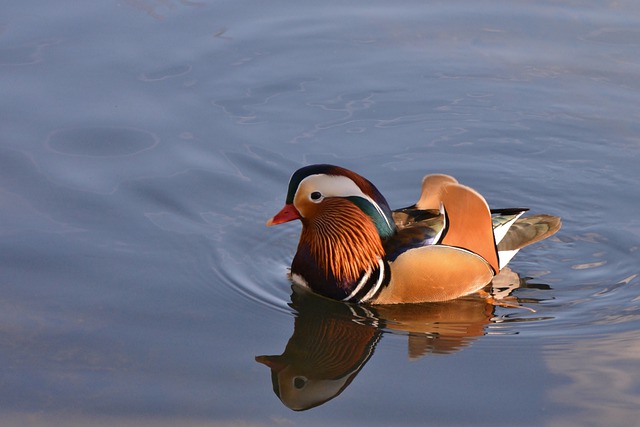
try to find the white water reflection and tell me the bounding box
[546,331,640,427]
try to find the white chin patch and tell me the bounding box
[290,273,309,289]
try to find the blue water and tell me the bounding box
[1,1,640,426]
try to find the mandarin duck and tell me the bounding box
[267,164,561,305]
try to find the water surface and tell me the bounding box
[1,1,639,426]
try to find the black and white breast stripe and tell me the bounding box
[342,258,391,304]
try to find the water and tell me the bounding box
[1,1,639,426]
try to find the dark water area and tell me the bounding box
[1,1,639,426]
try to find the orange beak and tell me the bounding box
[266,203,301,226]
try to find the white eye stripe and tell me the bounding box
[296,174,393,230]
[296,174,357,199]
[298,174,365,199]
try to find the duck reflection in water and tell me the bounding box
[256,268,546,411]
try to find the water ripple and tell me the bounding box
[208,219,298,317]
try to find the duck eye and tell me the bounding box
[293,376,307,389]
[310,191,323,201]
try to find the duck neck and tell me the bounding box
[291,199,385,299]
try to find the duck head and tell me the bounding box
[267,164,396,300]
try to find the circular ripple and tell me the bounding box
[45,126,159,158]
[201,217,299,318]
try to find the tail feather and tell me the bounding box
[496,214,561,269]
[498,214,562,252]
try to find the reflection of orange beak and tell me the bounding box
[266,204,301,226]
[255,355,287,373]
